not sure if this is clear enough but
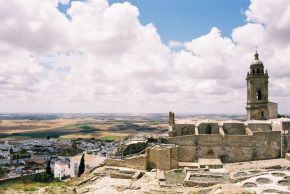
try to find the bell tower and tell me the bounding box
[246,51,269,120]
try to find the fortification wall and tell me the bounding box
[283,122,290,130]
[247,123,272,132]
[223,123,245,135]
[198,123,219,134]
[167,131,281,163]
[172,124,195,136]
[105,154,147,170]
[147,145,178,171]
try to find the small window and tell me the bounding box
[261,111,264,117]
[256,90,262,100]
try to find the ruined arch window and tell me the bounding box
[257,68,260,73]
[256,90,262,100]
[261,111,264,117]
[206,125,212,134]
[252,69,255,73]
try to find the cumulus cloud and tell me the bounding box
[0,0,290,113]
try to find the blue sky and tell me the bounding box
[59,0,250,43]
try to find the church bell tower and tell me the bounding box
[246,51,269,120]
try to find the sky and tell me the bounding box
[0,0,290,114]
[59,0,249,42]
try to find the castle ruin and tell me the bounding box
[106,52,290,171]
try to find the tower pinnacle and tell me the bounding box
[255,48,259,60]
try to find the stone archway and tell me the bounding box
[206,125,212,134]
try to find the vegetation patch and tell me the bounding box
[0,180,67,193]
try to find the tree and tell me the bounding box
[77,154,85,177]
[46,159,52,176]
[0,165,6,177]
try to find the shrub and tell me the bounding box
[33,172,54,182]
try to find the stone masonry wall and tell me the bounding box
[223,123,245,135]
[172,124,195,136]
[106,154,147,170]
[167,131,281,163]
[247,123,272,132]
[268,102,278,119]
[147,146,179,171]
[198,123,219,134]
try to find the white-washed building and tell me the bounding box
[54,160,70,180]
[70,154,105,177]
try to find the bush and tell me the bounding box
[147,137,158,143]
[33,172,54,182]
[0,165,7,177]
[123,142,147,156]
[159,138,167,144]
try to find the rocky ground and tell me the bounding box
[2,159,290,194]
[226,159,290,194]
[75,159,290,194]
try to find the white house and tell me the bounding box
[54,160,70,180]
[31,155,50,161]
[70,154,105,177]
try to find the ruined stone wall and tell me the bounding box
[223,123,245,135]
[198,123,219,134]
[105,154,147,170]
[169,111,175,126]
[281,121,290,154]
[167,131,281,163]
[282,122,290,130]
[170,146,179,169]
[247,123,272,132]
[147,146,178,171]
[286,131,290,153]
[171,124,195,136]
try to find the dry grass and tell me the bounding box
[60,131,130,140]
[0,180,69,194]
[0,117,165,140]
[0,119,80,134]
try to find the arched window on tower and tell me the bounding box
[256,90,262,100]
[206,125,212,134]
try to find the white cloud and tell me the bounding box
[0,0,290,114]
[168,41,184,48]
